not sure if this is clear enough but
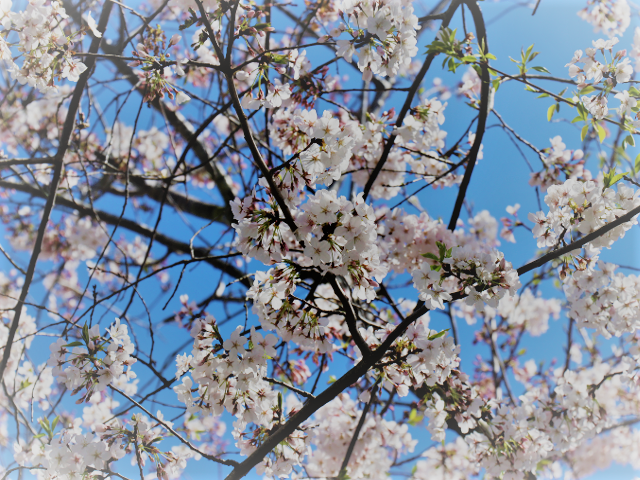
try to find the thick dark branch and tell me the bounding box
[0,157,55,167]
[223,296,441,480]
[516,203,640,276]
[109,178,231,224]
[362,0,460,200]
[447,0,489,231]
[0,1,114,381]
[194,0,299,234]
[337,379,381,480]
[96,41,236,208]
[0,179,250,286]
[329,275,372,357]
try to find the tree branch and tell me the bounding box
[447,0,490,230]
[362,0,461,200]
[0,0,114,381]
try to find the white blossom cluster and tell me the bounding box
[271,108,357,189]
[174,317,278,426]
[378,208,458,274]
[422,375,485,443]
[0,308,54,425]
[351,112,412,199]
[577,0,631,38]
[298,190,386,300]
[528,176,640,254]
[564,426,640,477]
[302,393,417,479]
[241,79,293,110]
[231,189,296,265]
[47,319,137,402]
[175,318,312,477]
[235,189,386,297]
[270,99,454,201]
[42,431,112,479]
[0,0,94,93]
[412,244,521,312]
[463,363,636,480]
[353,101,455,199]
[247,265,342,353]
[412,359,640,480]
[379,207,501,278]
[359,315,460,396]
[566,37,633,119]
[411,437,479,480]
[467,288,561,336]
[334,0,420,80]
[630,26,640,72]
[565,260,640,338]
[529,136,589,192]
[9,213,108,262]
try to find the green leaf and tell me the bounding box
[635,153,640,173]
[269,53,289,64]
[596,123,606,143]
[428,329,449,341]
[179,17,197,30]
[525,44,534,60]
[51,416,60,431]
[571,115,584,124]
[531,66,550,74]
[603,167,629,188]
[581,124,589,142]
[629,86,640,97]
[82,324,89,344]
[576,102,589,120]
[408,408,424,426]
[547,104,556,122]
[624,135,636,148]
[39,418,51,437]
[579,86,596,95]
[537,93,550,98]
[421,252,439,261]
[63,341,84,348]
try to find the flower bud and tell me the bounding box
[169,34,182,47]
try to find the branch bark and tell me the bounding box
[0,1,114,381]
[362,0,461,200]
[447,0,490,231]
